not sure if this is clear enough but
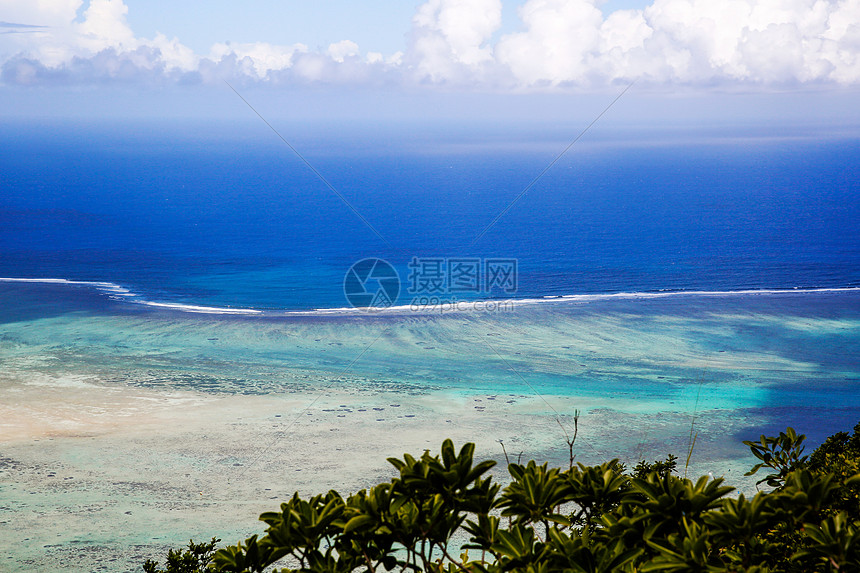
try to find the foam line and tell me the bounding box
[2,277,858,317]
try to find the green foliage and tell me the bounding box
[743,427,809,488]
[143,537,219,573]
[145,426,860,572]
[631,454,678,480]
[807,421,860,516]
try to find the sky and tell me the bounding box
[1,0,859,124]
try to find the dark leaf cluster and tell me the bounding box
[145,424,860,573]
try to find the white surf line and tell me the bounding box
[125,285,860,318]
[0,277,116,285]
[0,277,261,315]
[292,287,860,317]
[477,287,860,311]
[137,301,263,315]
[4,278,858,318]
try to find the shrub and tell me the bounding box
[144,424,860,572]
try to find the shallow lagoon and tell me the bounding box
[1,283,859,571]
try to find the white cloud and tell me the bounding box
[149,33,198,72]
[1,0,859,88]
[0,0,82,28]
[488,0,860,86]
[495,0,604,85]
[75,0,135,53]
[208,41,306,79]
[0,0,180,73]
[327,40,359,63]
[409,0,502,81]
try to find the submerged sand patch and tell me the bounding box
[2,290,858,571]
[1,378,766,572]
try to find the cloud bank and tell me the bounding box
[1,0,858,88]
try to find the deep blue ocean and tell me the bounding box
[2,120,860,571]
[1,120,858,310]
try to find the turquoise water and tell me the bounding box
[1,121,859,570]
[3,282,858,437]
[1,283,859,571]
